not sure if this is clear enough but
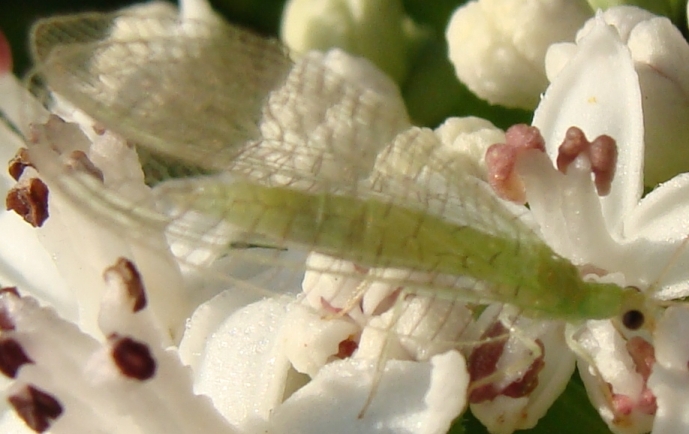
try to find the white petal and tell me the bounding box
[270,351,468,434]
[533,17,643,234]
[471,318,575,433]
[627,16,689,184]
[571,321,654,434]
[577,7,656,44]
[281,303,359,377]
[648,306,689,433]
[189,297,295,429]
[0,140,75,320]
[621,173,689,298]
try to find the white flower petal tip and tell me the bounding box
[434,117,506,180]
[0,281,235,434]
[183,297,295,429]
[571,321,656,434]
[649,306,689,433]
[446,0,592,110]
[270,351,468,434]
[10,114,194,340]
[534,16,643,235]
[547,6,689,186]
[280,0,423,83]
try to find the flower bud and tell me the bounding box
[587,0,685,23]
[280,0,424,84]
[446,0,592,110]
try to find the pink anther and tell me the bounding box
[590,135,617,196]
[555,126,617,196]
[486,124,546,204]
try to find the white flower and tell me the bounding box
[280,0,424,84]
[445,0,593,109]
[0,2,472,432]
[647,305,689,432]
[546,6,689,186]
[485,13,689,434]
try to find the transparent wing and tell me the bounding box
[16,8,562,402]
[24,6,546,304]
[29,4,291,169]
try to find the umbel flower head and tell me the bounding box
[3,1,689,433]
[482,10,689,434]
[0,2,471,432]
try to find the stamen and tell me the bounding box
[110,334,157,381]
[103,258,148,313]
[555,126,617,196]
[8,148,33,181]
[556,127,589,172]
[6,177,50,227]
[0,338,34,378]
[486,124,546,203]
[8,385,63,433]
[589,135,617,196]
[336,337,358,359]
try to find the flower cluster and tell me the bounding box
[2,0,689,433]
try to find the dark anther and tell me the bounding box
[6,178,49,227]
[103,258,147,312]
[8,148,33,181]
[110,335,156,381]
[0,287,19,297]
[0,338,33,378]
[8,385,63,432]
[622,310,645,330]
[336,338,358,359]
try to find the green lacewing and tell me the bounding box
[24,4,647,327]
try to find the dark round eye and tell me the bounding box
[622,309,645,330]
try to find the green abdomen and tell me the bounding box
[201,182,625,321]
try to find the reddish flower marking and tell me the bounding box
[336,337,359,359]
[0,286,19,297]
[110,335,156,381]
[103,258,147,312]
[501,340,545,398]
[0,29,11,74]
[468,321,546,403]
[0,338,33,378]
[6,177,49,227]
[611,337,657,418]
[467,322,509,403]
[8,148,33,181]
[8,385,63,433]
